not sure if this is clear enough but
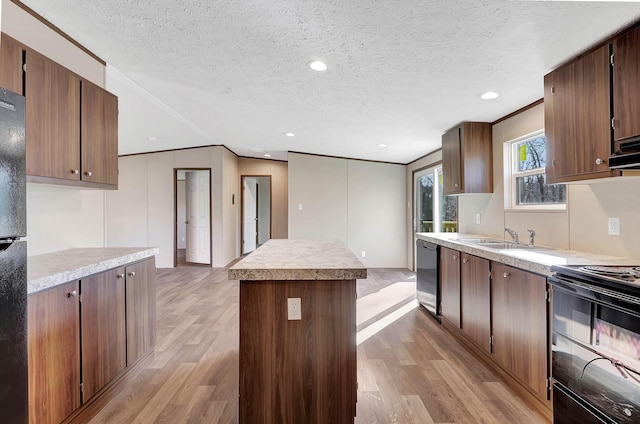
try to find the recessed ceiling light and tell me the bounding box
[264,154,271,158]
[308,60,327,72]
[377,143,388,148]
[285,132,295,137]
[479,91,499,100]
[147,136,158,141]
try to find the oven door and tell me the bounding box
[550,278,640,423]
[553,382,610,424]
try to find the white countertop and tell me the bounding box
[229,239,367,281]
[27,247,159,294]
[416,232,639,276]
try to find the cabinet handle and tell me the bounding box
[595,158,605,165]
[68,290,77,297]
[454,183,459,188]
[85,171,93,177]
[71,169,79,175]
[128,271,136,277]
[503,272,510,278]
[117,273,125,279]
[462,258,467,264]
[452,255,458,260]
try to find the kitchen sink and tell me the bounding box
[455,238,536,250]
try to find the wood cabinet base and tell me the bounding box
[441,319,552,422]
[239,279,357,424]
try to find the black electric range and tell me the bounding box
[549,264,640,423]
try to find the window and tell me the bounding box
[504,130,566,210]
[415,165,458,232]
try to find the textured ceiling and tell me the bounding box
[20,0,640,163]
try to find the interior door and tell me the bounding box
[185,171,211,264]
[243,177,258,254]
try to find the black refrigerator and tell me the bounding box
[0,87,28,423]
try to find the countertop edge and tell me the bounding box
[28,247,159,295]
[416,233,639,276]
[229,268,368,281]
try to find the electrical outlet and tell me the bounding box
[608,217,620,236]
[361,251,366,258]
[287,298,301,320]
[298,203,303,211]
[476,213,481,225]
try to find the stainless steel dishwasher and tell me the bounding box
[416,239,439,320]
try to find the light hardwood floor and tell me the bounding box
[72,265,549,424]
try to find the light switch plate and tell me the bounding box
[476,213,481,225]
[608,217,620,236]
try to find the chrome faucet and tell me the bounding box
[527,228,536,246]
[504,227,519,243]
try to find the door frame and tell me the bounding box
[173,168,213,267]
[240,175,272,255]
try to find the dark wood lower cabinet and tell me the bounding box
[440,247,461,328]
[126,258,157,366]
[460,253,491,353]
[239,279,357,424]
[80,267,126,402]
[28,281,81,424]
[491,263,549,401]
[27,257,157,424]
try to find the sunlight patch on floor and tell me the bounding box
[357,299,418,345]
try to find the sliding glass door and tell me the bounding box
[414,165,457,233]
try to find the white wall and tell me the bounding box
[106,146,240,268]
[288,152,406,268]
[25,184,105,256]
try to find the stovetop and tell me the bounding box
[551,264,640,296]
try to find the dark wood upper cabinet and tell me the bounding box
[544,44,614,183]
[440,247,461,329]
[442,122,492,195]
[25,49,81,181]
[0,34,24,94]
[613,25,640,143]
[80,268,126,403]
[460,253,491,353]
[81,80,119,186]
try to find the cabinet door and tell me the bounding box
[460,253,491,352]
[544,70,558,184]
[442,126,462,195]
[126,258,157,365]
[25,50,81,180]
[460,122,492,193]
[81,80,118,186]
[545,45,611,181]
[0,34,24,94]
[28,281,81,424]
[80,268,126,402]
[613,26,640,142]
[440,247,460,328]
[492,263,548,401]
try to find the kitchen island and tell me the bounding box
[229,239,367,424]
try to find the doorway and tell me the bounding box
[241,175,272,255]
[174,168,212,267]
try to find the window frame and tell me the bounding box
[504,130,566,211]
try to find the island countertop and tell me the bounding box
[228,239,367,281]
[27,247,159,294]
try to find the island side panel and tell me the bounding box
[239,279,357,424]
